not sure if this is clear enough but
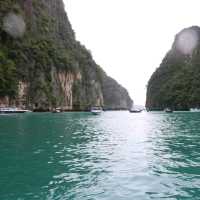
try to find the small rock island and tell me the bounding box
[0,0,132,111]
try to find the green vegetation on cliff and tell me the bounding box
[146,26,200,111]
[0,51,17,97]
[0,0,132,110]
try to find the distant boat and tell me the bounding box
[129,109,142,113]
[0,107,32,114]
[164,108,173,113]
[190,108,200,112]
[129,106,142,113]
[52,108,61,113]
[91,107,102,115]
[129,103,143,113]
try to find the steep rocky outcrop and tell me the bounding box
[101,75,133,110]
[0,0,132,111]
[146,26,200,111]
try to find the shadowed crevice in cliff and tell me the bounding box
[0,0,132,111]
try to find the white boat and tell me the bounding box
[129,102,144,113]
[129,104,143,113]
[52,107,62,113]
[190,108,200,112]
[129,108,142,113]
[0,107,32,114]
[91,107,102,115]
[164,108,173,113]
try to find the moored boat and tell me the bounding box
[0,107,32,114]
[164,108,173,113]
[129,102,143,113]
[129,109,142,113]
[52,108,62,113]
[91,107,102,115]
[190,108,200,112]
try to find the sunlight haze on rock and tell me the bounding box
[176,29,198,55]
[3,13,26,38]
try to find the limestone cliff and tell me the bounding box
[146,26,200,111]
[0,0,132,111]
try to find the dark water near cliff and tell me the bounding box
[0,111,200,200]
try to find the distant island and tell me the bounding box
[146,26,200,111]
[0,0,132,111]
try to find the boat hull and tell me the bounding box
[91,111,102,115]
[0,108,32,114]
[129,110,142,113]
[91,107,102,115]
[0,111,26,114]
[190,108,200,112]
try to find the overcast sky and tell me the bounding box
[64,0,200,105]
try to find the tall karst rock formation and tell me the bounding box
[146,26,200,111]
[0,0,133,111]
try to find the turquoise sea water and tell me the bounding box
[0,111,200,200]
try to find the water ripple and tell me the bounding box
[0,112,200,199]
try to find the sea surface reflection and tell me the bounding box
[0,111,200,199]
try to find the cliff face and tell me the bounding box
[101,75,133,110]
[0,0,132,111]
[146,26,200,111]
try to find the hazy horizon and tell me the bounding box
[65,0,200,105]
